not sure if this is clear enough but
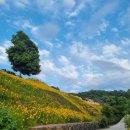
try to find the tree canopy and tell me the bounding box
[6,31,41,76]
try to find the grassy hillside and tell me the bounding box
[0,70,102,130]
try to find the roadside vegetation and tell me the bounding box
[124,115,130,130]
[77,90,130,128]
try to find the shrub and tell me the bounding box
[50,86,60,91]
[6,71,16,76]
[125,115,130,128]
[1,69,16,76]
[0,107,18,130]
[99,116,109,128]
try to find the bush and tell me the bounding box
[99,116,109,128]
[125,115,130,128]
[0,107,18,130]
[50,86,60,91]
[1,69,16,76]
[6,71,16,76]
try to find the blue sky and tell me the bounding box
[0,0,130,92]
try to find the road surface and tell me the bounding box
[98,118,126,130]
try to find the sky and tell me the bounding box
[0,0,130,92]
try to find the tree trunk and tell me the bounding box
[20,72,22,78]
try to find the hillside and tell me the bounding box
[77,90,130,128]
[0,71,102,130]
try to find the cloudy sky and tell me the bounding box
[0,0,130,92]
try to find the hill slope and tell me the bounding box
[0,71,102,130]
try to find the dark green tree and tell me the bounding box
[6,31,41,77]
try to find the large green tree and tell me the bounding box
[6,31,41,77]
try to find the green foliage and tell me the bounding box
[125,115,130,128]
[99,116,109,128]
[6,31,41,76]
[0,107,18,130]
[1,69,16,76]
[102,106,113,119]
[50,86,60,91]
[99,105,121,127]
[77,90,130,128]
[6,71,16,76]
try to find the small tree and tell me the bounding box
[6,31,41,77]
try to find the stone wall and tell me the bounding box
[29,122,98,130]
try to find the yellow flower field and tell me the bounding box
[0,70,102,130]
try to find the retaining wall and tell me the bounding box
[29,122,98,130]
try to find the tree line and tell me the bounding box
[77,90,130,128]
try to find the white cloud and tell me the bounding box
[99,71,130,90]
[39,49,50,58]
[1,0,30,9]
[36,59,56,80]
[44,41,54,48]
[34,40,130,91]
[75,58,130,90]
[0,0,6,5]
[13,20,35,30]
[0,40,11,65]
[69,0,87,17]
[37,54,79,87]
[80,0,119,38]
[57,56,78,83]
[77,73,103,89]
[36,0,54,12]
[63,0,76,10]
[70,41,93,60]
[13,20,59,48]
[99,20,109,32]
[22,20,34,29]
[69,0,99,17]
[120,6,130,32]
[121,38,130,46]
[65,21,74,26]
[58,65,78,83]
[66,41,130,90]
[110,58,130,70]
[0,0,9,9]
[32,23,60,41]
[111,27,118,32]
[59,55,70,66]
[0,46,7,63]
[40,60,56,75]
[102,44,121,57]
[12,0,30,8]
[97,20,109,36]
[36,0,75,17]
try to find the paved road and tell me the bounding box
[98,118,126,130]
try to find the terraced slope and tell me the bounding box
[0,70,102,130]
